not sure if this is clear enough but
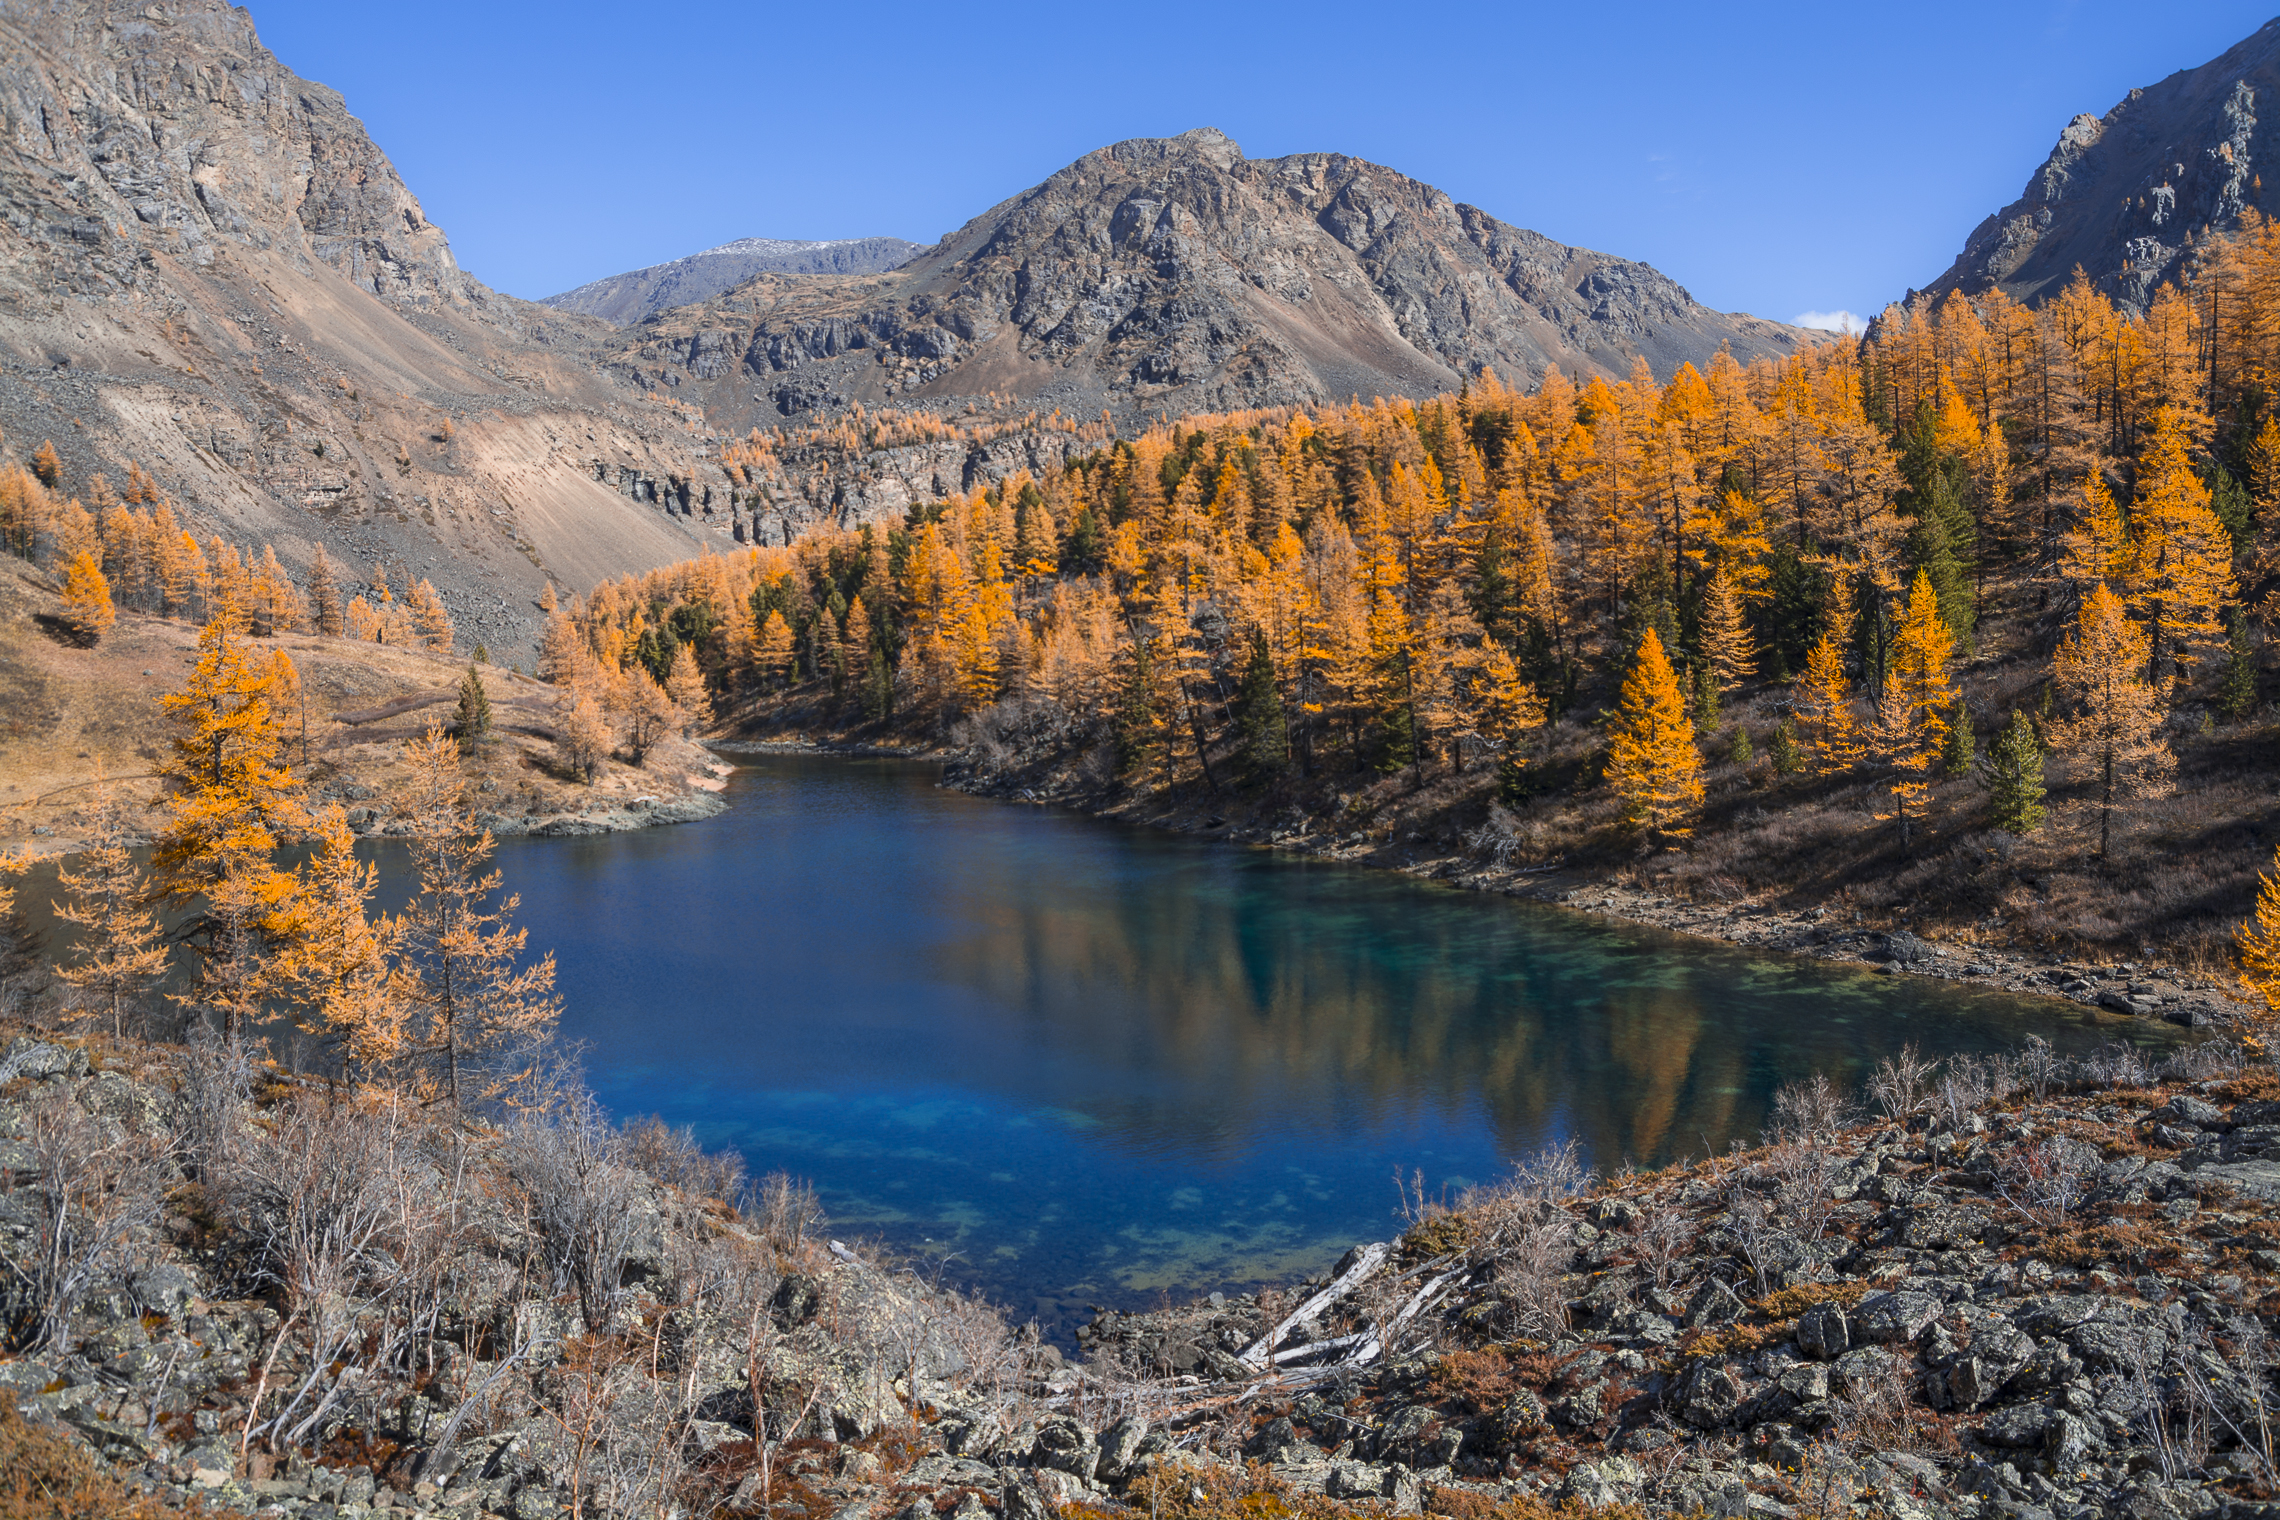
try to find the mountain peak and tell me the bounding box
[1925,17,2280,310]
[1168,126,1242,165]
[541,236,920,324]
[602,131,1811,430]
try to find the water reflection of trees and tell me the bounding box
[926,848,2094,1175]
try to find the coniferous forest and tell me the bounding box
[520,231,2280,975]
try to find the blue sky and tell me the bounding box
[250,1,2276,328]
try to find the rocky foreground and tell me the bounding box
[7,1025,2280,1519]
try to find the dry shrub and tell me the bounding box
[750,1173,826,1257]
[174,1028,259,1180]
[0,1389,210,1519]
[532,1331,693,1520]
[1832,1350,1946,1457]
[1760,1138,1844,1243]
[2016,1035,2064,1100]
[1427,1346,1521,1413]
[1782,1439,1866,1520]
[622,1115,746,1202]
[7,1088,168,1352]
[510,1090,646,1333]
[1766,1073,1856,1144]
[1994,1137,2099,1227]
[2186,1316,2280,1489]
[2160,1041,2247,1083]
[1754,1281,1869,1321]
[1626,1201,1697,1293]
[1723,1186,1792,1296]
[1866,1044,1936,1123]
[1929,1052,2019,1131]
[1461,1141,1591,1340]
[226,1096,437,1453]
[1465,804,1529,868]
[2079,1041,2156,1090]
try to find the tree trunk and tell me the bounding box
[2099,749,2114,859]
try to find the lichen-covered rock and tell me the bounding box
[0,1038,84,1083]
[1796,1302,1850,1360]
[1853,1290,1943,1344]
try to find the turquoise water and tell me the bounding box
[11,754,2158,1337]
[477,755,2139,1335]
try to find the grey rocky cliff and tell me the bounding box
[0,0,733,658]
[0,0,467,307]
[541,236,923,325]
[1925,18,2280,311]
[604,127,1817,431]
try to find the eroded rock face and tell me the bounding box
[0,0,468,305]
[0,0,724,657]
[610,127,1816,432]
[1923,18,2280,311]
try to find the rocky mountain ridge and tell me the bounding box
[540,236,921,325]
[1925,19,2280,311]
[0,0,742,660]
[601,128,1817,430]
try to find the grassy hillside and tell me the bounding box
[0,559,724,856]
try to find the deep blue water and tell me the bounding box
[11,754,2162,1338]
[479,755,2140,1336]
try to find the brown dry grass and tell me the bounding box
[1752,1281,1870,1321]
[0,559,721,854]
[0,1390,225,1519]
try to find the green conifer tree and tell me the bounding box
[865,646,894,723]
[1692,662,1720,727]
[2222,608,2259,723]
[1984,710,2047,834]
[1909,489,1976,651]
[455,663,491,750]
[2208,464,2255,556]
[1115,636,1159,777]
[1769,717,1803,776]
[1060,508,1106,576]
[1497,750,1531,806]
[1374,699,1416,776]
[1237,630,1287,778]
[1727,726,1754,768]
[1942,705,1977,777]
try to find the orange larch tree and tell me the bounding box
[1605,628,1702,836]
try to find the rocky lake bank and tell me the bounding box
[8,1016,2280,1520]
[918,748,2259,1038]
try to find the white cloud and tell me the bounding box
[1792,309,1868,335]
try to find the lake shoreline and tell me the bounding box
[4,770,730,865]
[708,738,2249,1038]
[1105,806,2252,1036]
